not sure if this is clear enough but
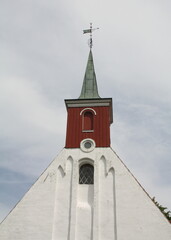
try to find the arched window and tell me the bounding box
[83,111,94,131]
[79,164,94,184]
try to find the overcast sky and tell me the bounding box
[0,0,171,222]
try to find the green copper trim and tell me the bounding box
[79,50,100,99]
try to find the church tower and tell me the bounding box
[0,45,171,239]
[65,50,112,149]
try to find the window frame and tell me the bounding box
[79,163,94,185]
[80,108,96,133]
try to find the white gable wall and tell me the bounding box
[0,156,58,240]
[0,148,170,240]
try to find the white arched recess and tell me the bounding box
[75,158,94,240]
[98,156,117,240]
[52,156,73,240]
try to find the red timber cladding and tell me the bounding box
[65,106,111,148]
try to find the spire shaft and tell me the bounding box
[79,50,100,99]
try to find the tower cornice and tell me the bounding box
[65,98,113,124]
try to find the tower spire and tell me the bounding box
[80,24,100,99]
[79,50,100,99]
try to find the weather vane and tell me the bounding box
[83,23,99,49]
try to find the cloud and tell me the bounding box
[0,77,66,176]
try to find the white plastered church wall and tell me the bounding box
[0,147,171,240]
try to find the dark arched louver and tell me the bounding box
[79,164,94,184]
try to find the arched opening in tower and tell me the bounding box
[83,111,94,131]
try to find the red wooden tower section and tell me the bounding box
[65,50,113,149]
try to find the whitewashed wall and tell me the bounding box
[0,148,171,240]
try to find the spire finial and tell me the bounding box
[83,23,99,49]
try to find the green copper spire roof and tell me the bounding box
[79,50,100,99]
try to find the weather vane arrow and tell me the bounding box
[83,23,99,49]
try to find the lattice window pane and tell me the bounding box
[79,164,94,184]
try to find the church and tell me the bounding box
[0,36,171,240]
